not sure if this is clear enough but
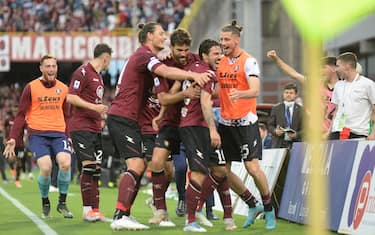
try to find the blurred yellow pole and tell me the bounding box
[304,40,327,235]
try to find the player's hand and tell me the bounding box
[210,129,221,148]
[266,50,278,60]
[157,47,172,60]
[191,72,212,87]
[3,138,16,160]
[184,82,201,99]
[95,104,108,115]
[152,116,162,132]
[229,88,241,101]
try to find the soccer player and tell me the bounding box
[67,43,113,222]
[217,20,276,230]
[148,28,202,228]
[177,53,228,233]
[108,22,211,231]
[141,88,175,227]
[197,38,237,231]
[4,55,73,219]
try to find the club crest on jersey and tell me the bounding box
[234,65,239,72]
[55,88,61,94]
[96,85,104,99]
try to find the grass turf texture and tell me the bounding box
[0,178,339,235]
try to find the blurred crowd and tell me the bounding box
[0,84,21,122]
[0,0,193,33]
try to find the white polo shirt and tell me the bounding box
[331,75,375,136]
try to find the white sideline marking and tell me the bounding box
[0,187,58,235]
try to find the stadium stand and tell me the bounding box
[0,0,193,33]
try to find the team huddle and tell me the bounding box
[3,20,276,232]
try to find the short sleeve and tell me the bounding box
[154,76,170,94]
[146,56,163,72]
[69,69,86,95]
[244,57,260,77]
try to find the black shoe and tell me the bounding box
[42,203,51,219]
[176,200,186,217]
[57,202,73,219]
[206,211,219,220]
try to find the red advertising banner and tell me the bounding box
[2,33,135,62]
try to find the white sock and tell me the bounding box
[83,206,92,213]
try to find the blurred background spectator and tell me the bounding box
[0,0,193,33]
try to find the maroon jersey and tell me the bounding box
[139,93,160,135]
[109,46,163,121]
[179,61,215,128]
[4,114,24,147]
[68,63,104,133]
[154,53,200,128]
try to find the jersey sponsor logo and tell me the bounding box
[182,80,192,106]
[220,82,237,89]
[37,96,61,103]
[73,80,80,89]
[218,72,237,79]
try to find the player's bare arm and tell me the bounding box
[154,64,211,87]
[201,90,221,147]
[267,50,305,84]
[229,75,260,100]
[157,81,200,106]
[66,94,108,114]
[152,105,166,131]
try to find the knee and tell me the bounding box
[127,158,146,175]
[211,166,227,178]
[39,165,52,177]
[248,166,262,178]
[59,161,71,172]
[151,158,163,171]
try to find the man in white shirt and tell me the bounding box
[329,52,375,140]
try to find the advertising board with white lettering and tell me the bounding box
[278,141,358,231]
[338,141,375,235]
